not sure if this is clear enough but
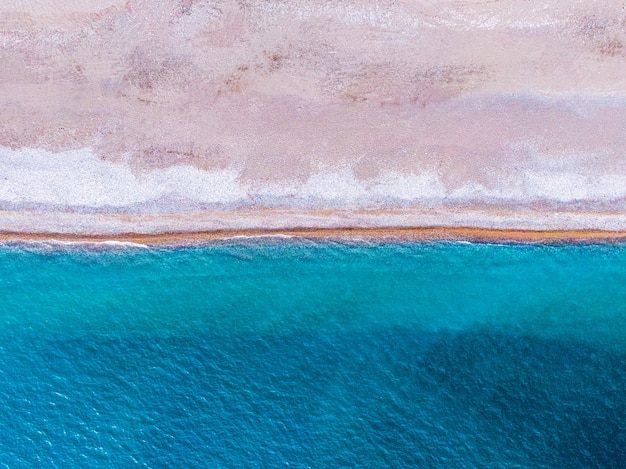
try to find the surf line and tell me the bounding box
[1,226,626,245]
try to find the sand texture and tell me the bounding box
[1,1,625,235]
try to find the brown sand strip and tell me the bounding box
[1,227,626,245]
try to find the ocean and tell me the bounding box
[0,239,624,467]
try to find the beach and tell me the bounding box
[2,224,626,246]
[1,0,626,237]
[3,4,626,466]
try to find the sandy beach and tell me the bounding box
[2,224,626,246]
[1,1,625,238]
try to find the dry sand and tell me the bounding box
[1,1,625,238]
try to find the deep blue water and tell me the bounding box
[0,240,625,467]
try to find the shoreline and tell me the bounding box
[2,226,626,246]
[3,1,626,249]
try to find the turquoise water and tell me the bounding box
[0,240,625,467]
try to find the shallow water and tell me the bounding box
[0,240,624,467]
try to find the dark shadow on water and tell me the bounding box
[414,329,626,467]
[0,327,624,467]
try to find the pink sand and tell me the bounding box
[1,1,625,233]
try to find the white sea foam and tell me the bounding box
[40,239,150,249]
[298,167,369,203]
[1,145,626,212]
[98,240,150,249]
[0,239,150,252]
[222,234,297,240]
[0,147,245,208]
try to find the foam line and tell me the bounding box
[2,146,626,211]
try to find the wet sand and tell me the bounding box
[2,226,626,246]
